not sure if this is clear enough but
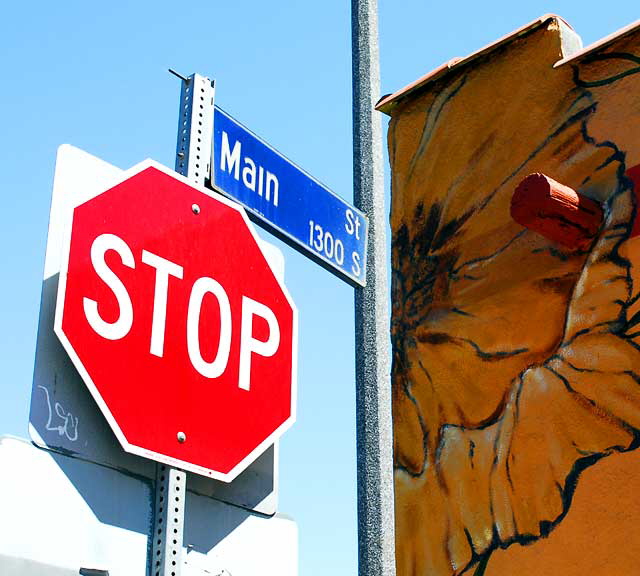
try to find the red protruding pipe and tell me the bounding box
[511,173,604,250]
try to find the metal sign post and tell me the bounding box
[152,465,187,576]
[351,0,396,574]
[151,72,216,576]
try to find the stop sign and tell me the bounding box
[54,161,297,481]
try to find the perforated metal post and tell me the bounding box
[151,466,187,576]
[174,72,216,186]
[150,71,216,576]
[352,1,396,575]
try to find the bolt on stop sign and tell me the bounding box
[54,161,297,481]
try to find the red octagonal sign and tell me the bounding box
[55,161,297,481]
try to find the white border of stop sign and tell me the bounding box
[53,159,298,482]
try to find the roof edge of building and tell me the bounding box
[376,14,573,115]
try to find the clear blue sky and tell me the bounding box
[1,2,637,574]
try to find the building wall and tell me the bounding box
[386,16,640,576]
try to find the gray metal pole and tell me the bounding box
[351,1,396,575]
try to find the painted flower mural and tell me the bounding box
[378,15,640,576]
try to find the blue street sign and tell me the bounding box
[210,106,368,287]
